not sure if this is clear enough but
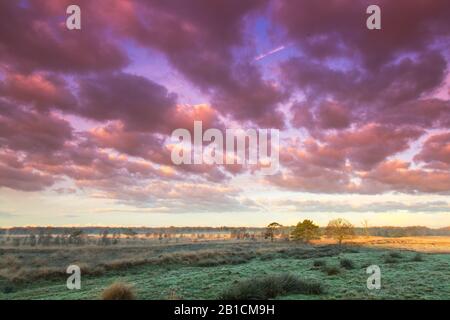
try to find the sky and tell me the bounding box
[0,0,449,228]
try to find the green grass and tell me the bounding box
[0,244,449,300]
[219,273,324,299]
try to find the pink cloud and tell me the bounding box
[0,151,55,191]
[275,0,450,69]
[0,102,72,154]
[414,132,450,169]
[324,124,424,170]
[95,0,287,127]
[76,72,177,132]
[363,160,450,194]
[0,72,76,111]
[0,163,54,191]
[0,0,448,201]
[0,1,127,72]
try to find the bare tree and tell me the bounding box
[362,219,371,238]
[325,218,355,245]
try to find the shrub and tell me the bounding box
[2,286,15,294]
[412,253,424,262]
[340,258,355,269]
[220,273,324,300]
[343,247,359,253]
[361,261,375,269]
[384,256,399,264]
[384,251,403,264]
[101,282,136,300]
[388,251,402,259]
[313,259,326,267]
[0,255,20,269]
[323,266,340,276]
[258,254,273,261]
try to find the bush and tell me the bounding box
[384,251,403,264]
[384,256,399,264]
[361,261,375,269]
[340,258,355,269]
[0,255,20,269]
[313,259,326,267]
[412,253,424,262]
[220,273,324,300]
[2,286,15,294]
[343,247,359,253]
[101,282,136,300]
[388,251,402,259]
[323,266,340,276]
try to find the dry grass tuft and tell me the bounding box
[323,265,341,275]
[313,259,326,267]
[167,288,183,300]
[101,282,136,300]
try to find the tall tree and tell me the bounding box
[265,222,282,242]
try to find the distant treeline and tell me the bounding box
[352,226,450,237]
[0,226,261,236]
[1,226,449,237]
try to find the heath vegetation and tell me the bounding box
[0,221,449,300]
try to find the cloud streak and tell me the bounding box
[255,45,286,61]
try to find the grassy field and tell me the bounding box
[313,236,450,253]
[0,237,449,300]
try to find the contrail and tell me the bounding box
[255,45,286,61]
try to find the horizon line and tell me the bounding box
[1,224,449,230]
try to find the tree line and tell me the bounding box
[265,218,356,245]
